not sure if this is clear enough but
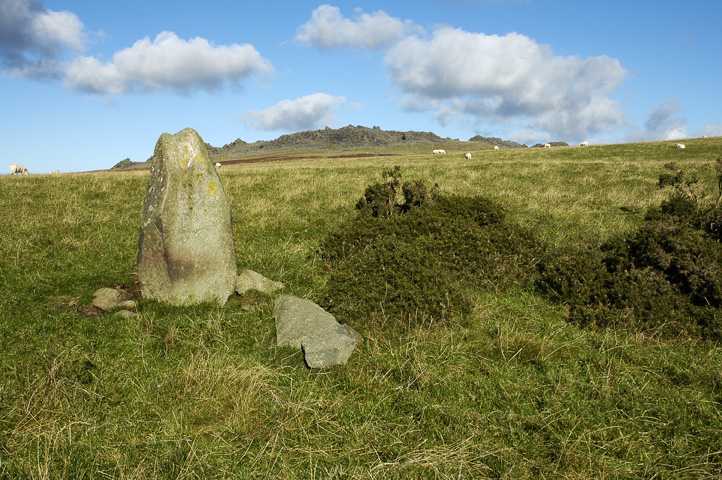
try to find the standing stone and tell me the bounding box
[138,128,237,306]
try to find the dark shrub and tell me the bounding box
[658,162,684,188]
[704,208,722,242]
[355,173,400,218]
[355,166,439,218]
[321,235,469,327]
[536,244,715,339]
[401,178,438,212]
[627,218,722,308]
[321,169,543,330]
[537,160,722,341]
[535,246,610,307]
[645,192,703,227]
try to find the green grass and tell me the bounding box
[1,138,721,478]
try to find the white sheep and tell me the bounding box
[579,141,588,147]
[464,152,472,160]
[215,162,222,168]
[49,170,60,174]
[494,146,500,150]
[432,149,446,154]
[676,143,686,149]
[544,143,551,148]
[9,163,28,175]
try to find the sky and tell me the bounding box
[1,0,721,173]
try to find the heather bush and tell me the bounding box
[537,160,722,341]
[354,166,404,218]
[321,168,542,329]
[628,218,722,309]
[536,244,712,339]
[704,158,722,240]
[354,165,439,217]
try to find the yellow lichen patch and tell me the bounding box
[207,179,219,197]
[178,146,192,168]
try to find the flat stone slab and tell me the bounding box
[92,288,132,312]
[273,295,359,369]
[235,269,284,295]
[114,309,138,319]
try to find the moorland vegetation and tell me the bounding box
[1,136,722,478]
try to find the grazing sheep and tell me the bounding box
[9,163,28,175]
[494,146,500,150]
[676,143,686,149]
[544,143,551,148]
[215,162,221,168]
[579,141,588,147]
[464,152,472,160]
[49,170,60,174]
[433,149,447,154]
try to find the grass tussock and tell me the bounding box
[1,137,721,478]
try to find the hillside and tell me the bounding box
[3,137,722,478]
[112,125,527,169]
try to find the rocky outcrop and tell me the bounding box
[205,138,247,156]
[263,125,446,151]
[137,128,237,306]
[206,125,466,158]
[468,136,528,149]
[112,126,526,169]
[531,141,570,148]
[111,157,152,170]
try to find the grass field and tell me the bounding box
[1,138,721,478]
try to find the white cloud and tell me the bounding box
[240,93,348,131]
[384,27,628,142]
[296,4,421,50]
[65,31,273,95]
[626,99,687,142]
[31,9,85,52]
[698,123,722,138]
[0,0,87,77]
[64,56,125,95]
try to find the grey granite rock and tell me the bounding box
[138,128,237,306]
[273,295,358,369]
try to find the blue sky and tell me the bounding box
[1,0,720,173]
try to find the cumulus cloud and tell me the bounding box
[384,27,628,142]
[0,0,87,77]
[31,9,85,51]
[296,4,421,50]
[64,31,273,95]
[240,93,348,131]
[626,99,687,142]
